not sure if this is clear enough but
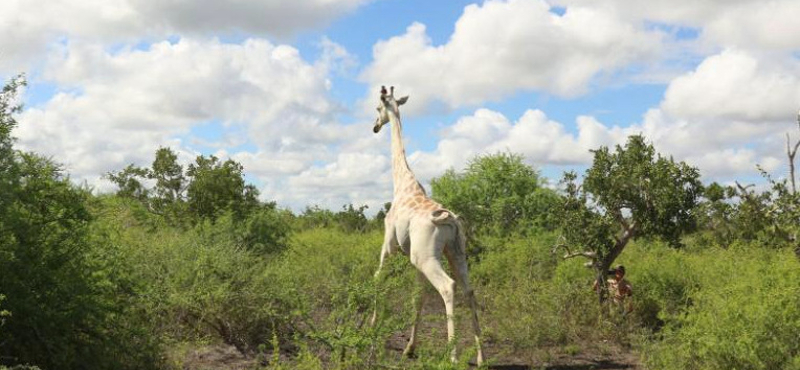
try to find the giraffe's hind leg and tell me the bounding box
[445,237,484,365]
[410,229,457,362]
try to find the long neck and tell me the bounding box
[388,112,416,195]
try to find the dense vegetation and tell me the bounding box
[1,77,799,369]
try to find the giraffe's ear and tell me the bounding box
[396,96,409,105]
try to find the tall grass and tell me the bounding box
[634,244,800,370]
[90,197,800,369]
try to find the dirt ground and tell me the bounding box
[179,340,640,370]
[180,295,641,370]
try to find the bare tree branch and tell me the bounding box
[787,132,799,194]
[735,181,755,197]
[552,242,597,261]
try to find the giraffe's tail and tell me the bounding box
[431,210,467,255]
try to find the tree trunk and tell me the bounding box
[595,269,608,304]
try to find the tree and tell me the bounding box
[108,149,259,224]
[295,204,374,234]
[150,147,186,215]
[106,164,150,202]
[0,75,160,369]
[787,111,800,194]
[694,182,738,246]
[298,205,336,229]
[431,152,559,237]
[334,204,370,233]
[555,135,702,303]
[373,202,392,228]
[106,147,186,219]
[186,155,259,222]
[731,168,800,250]
[0,75,25,213]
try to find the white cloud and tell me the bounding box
[290,152,390,189]
[407,108,630,182]
[360,0,663,112]
[688,149,782,179]
[0,0,370,73]
[404,99,793,187]
[634,109,789,179]
[644,48,800,180]
[283,151,392,211]
[128,0,368,38]
[548,0,752,25]
[701,1,800,51]
[549,0,800,51]
[15,37,354,198]
[661,49,800,122]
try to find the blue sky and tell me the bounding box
[2,0,800,212]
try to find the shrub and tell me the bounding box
[0,157,161,370]
[643,246,800,369]
[263,228,417,368]
[94,199,295,355]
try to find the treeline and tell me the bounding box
[1,77,799,369]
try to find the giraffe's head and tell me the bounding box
[373,85,408,134]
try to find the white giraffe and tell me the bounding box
[370,86,483,365]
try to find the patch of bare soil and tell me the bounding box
[383,296,642,370]
[177,342,640,370]
[178,297,641,370]
[384,329,640,369]
[179,344,256,370]
[481,345,641,370]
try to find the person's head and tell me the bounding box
[614,265,625,280]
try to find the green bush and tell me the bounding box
[262,228,418,368]
[622,242,699,331]
[473,234,607,353]
[0,76,161,370]
[0,157,160,369]
[643,246,800,369]
[92,196,295,355]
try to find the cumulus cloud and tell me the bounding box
[256,150,391,211]
[635,110,788,179]
[0,0,370,73]
[406,97,792,187]
[549,0,800,51]
[645,48,800,179]
[548,0,752,25]
[406,108,628,182]
[402,47,800,183]
[15,37,355,197]
[701,1,800,51]
[360,0,663,112]
[661,49,800,122]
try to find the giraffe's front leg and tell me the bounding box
[370,244,391,326]
[372,223,397,326]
